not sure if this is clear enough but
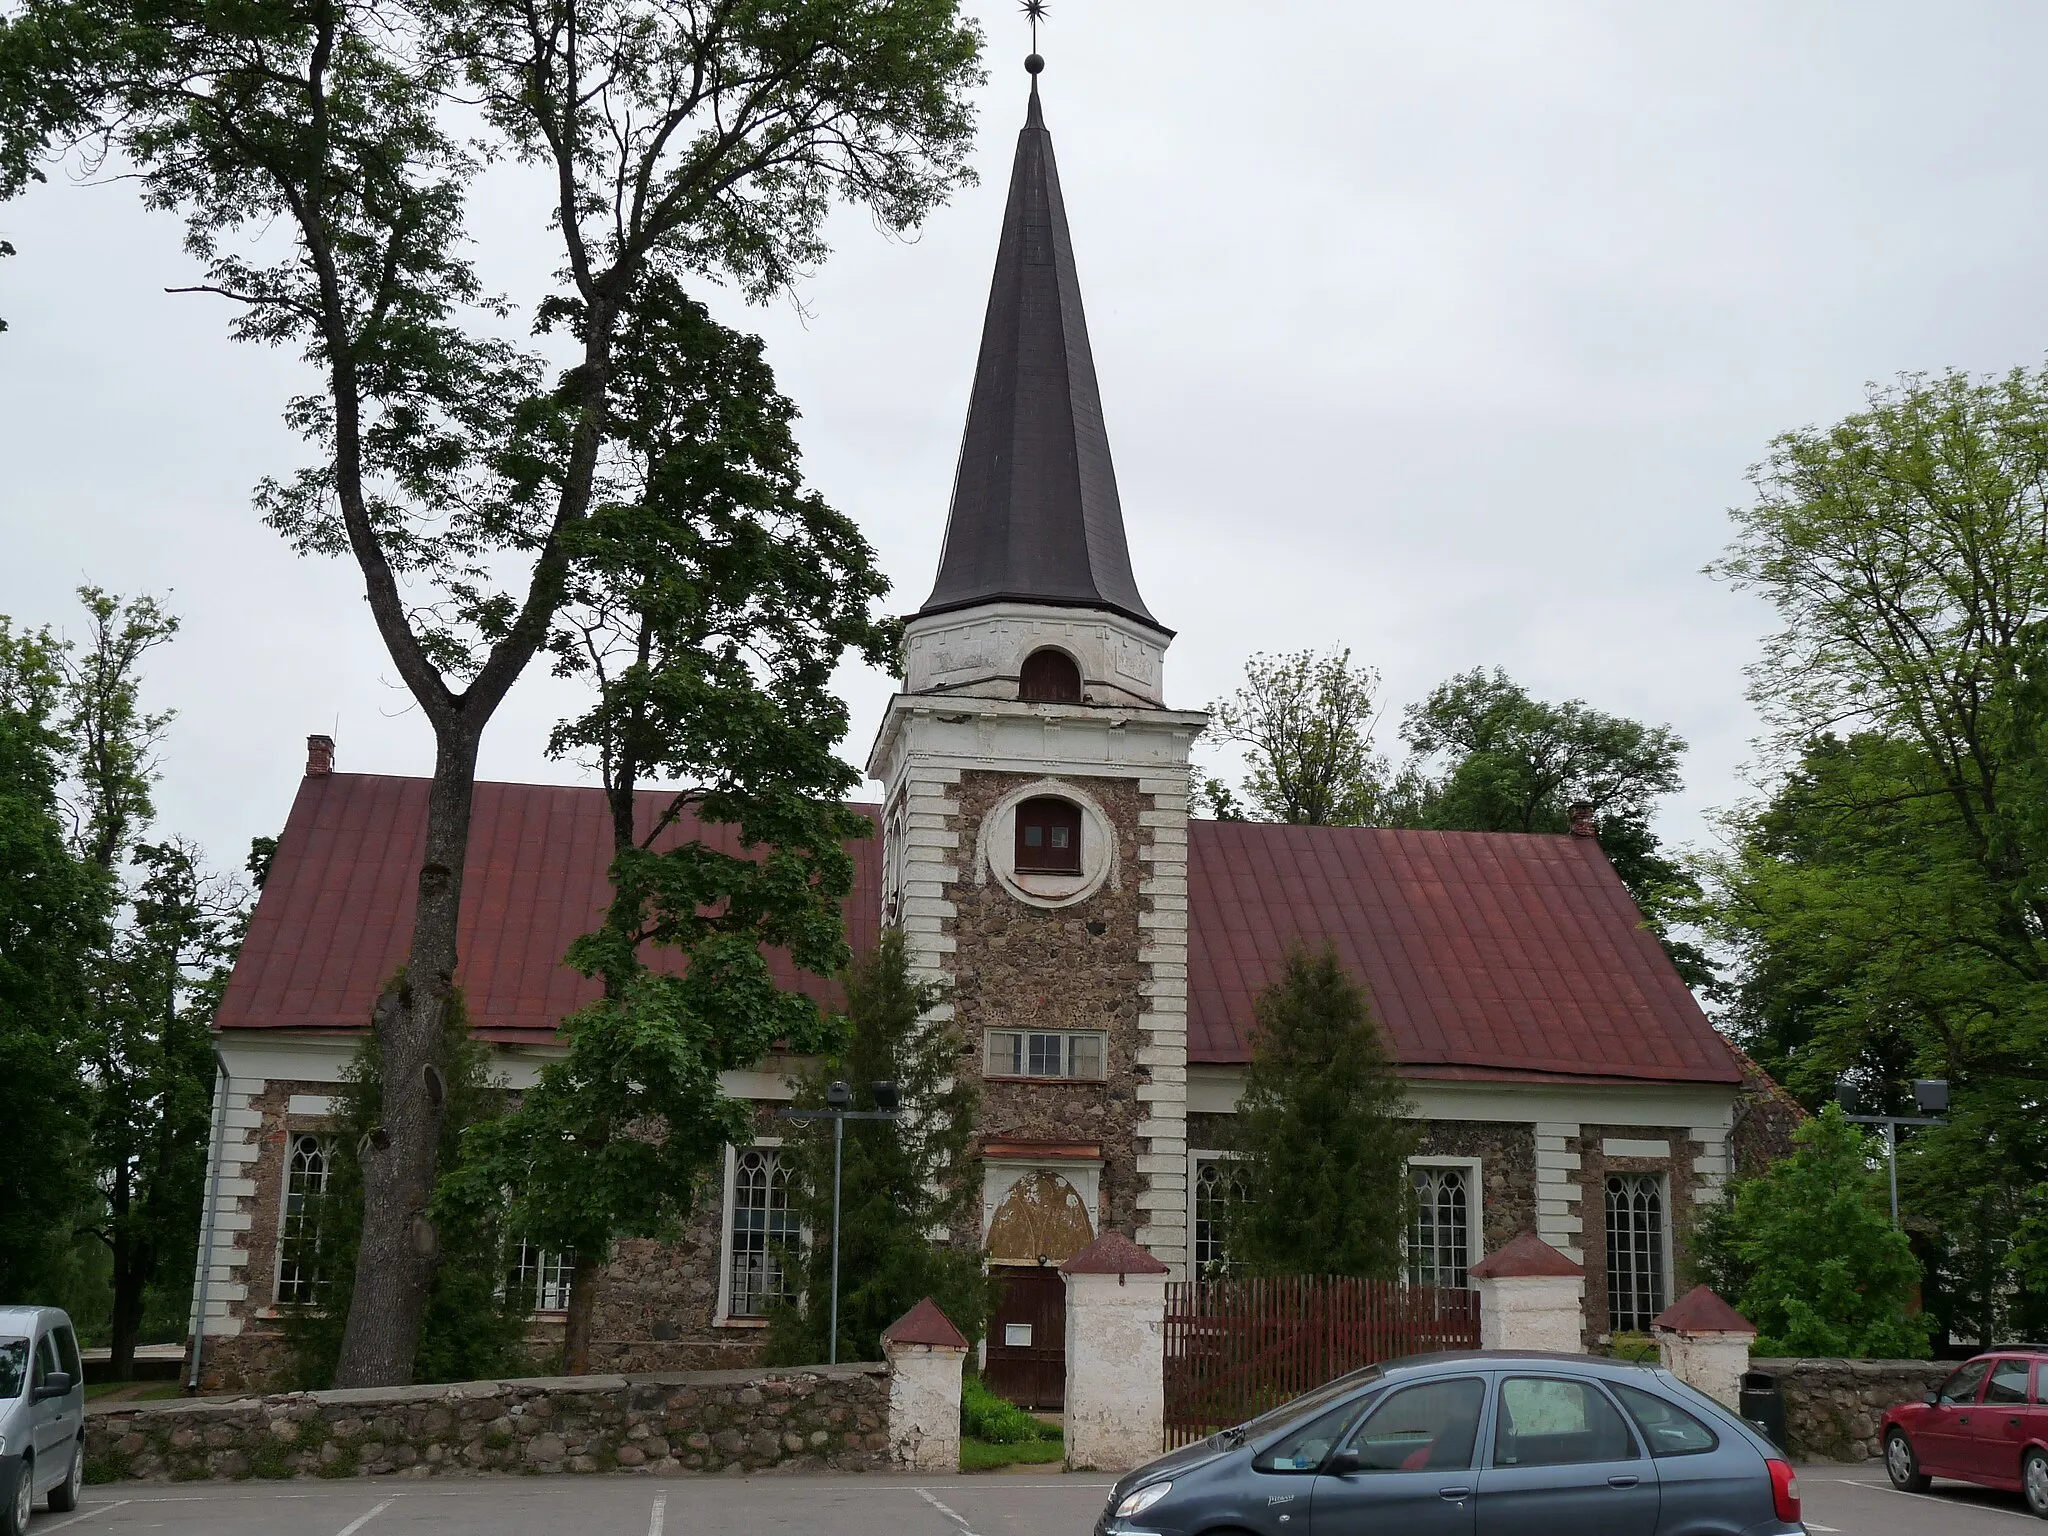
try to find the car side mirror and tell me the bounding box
[1325,1447,1364,1476]
[36,1371,72,1400]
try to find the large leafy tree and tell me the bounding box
[1202,650,1386,825]
[0,619,100,1301]
[1222,945,1416,1278]
[0,0,983,1385]
[767,929,989,1366]
[1707,366,2048,1344]
[443,294,892,1372]
[1385,668,1711,988]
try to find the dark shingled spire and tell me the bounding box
[918,78,1161,631]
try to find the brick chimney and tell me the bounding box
[306,734,336,777]
[1569,801,1596,837]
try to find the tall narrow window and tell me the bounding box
[1015,797,1083,873]
[1019,648,1082,703]
[276,1133,332,1305]
[1606,1174,1667,1333]
[1409,1164,1471,1289]
[1193,1157,1247,1277]
[728,1148,799,1318]
[510,1241,575,1312]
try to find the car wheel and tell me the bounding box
[1885,1429,1931,1494]
[2,1455,32,1536]
[2023,1448,2048,1519]
[48,1439,83,1512]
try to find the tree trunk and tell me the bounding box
[331,727,479,1387]
[562,1254,603,1375]
[107,1163,140,1381]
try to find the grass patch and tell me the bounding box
[83,1451,132,1485]
[960,1437,1064,1471]
[961,1376,1062,1445]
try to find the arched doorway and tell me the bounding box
[984,1169,1095,1408]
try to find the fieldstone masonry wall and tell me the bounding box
[87,1366,893,1484]
[1414,1121,1538,1258]
[1751,1358,1952,1463]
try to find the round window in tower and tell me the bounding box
[1019,648,1083,703]
[1015,796,1083,874]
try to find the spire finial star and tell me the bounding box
[1021,0,1047,75]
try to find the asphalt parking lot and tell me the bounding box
[28,1464,2045,1535]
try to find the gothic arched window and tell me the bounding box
[1019,648,1082,703]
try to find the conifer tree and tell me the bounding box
[1223,945,1416,1278]
[767,930,989,1364]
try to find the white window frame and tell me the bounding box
[507,1240,575,1315]
[1186,1150,1246,1277]
[1603,1170,1673,1334]
[274,1130,334,1307]
[715,1138,795,1327]
[983,1028,1109,1082]
[1405,1156,1483,1290]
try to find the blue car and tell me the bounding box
[1097,1351,1804,1536]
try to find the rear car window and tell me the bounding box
[1494,1377,1638,1467]
[2036,1363,2048,1406]
[0,1340,25,1399]
[1612,1382,1718,1456]
[1985,1359,2030,1406]
[53,1325,82,1382]
[1940,1360,1990,1404]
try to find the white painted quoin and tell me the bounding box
[1469,1232,1587,1354]
[880,1298,971,1473]
[1060,1231,1169,1472]
[1651,1286,1758,1411]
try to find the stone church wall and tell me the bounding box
[1574,1123,1707,1347]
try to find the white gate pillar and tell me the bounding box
[882,1298,969,1472]
[1651,1287,1756,1411]
[1061,1230,1168,1471]
[1469,1231,1586,1353]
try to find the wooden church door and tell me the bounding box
[984,1268,1066,1409]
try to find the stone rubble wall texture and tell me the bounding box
[883,1344,966,1473]
[85,1366,891,1484]
[1474,1274,1584,1354]
[1062,1271,1165,1472]
[1413,1121,1538,1258]
[1749,1358,1953,1463]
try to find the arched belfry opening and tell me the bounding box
[1019,648,1082,703]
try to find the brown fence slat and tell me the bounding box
[1161,1275,1482,1449]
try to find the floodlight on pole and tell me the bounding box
[1838,1077,1949,1228]
[773,1080,901,1363]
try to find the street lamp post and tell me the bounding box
[774,1080,900,1364]
[1837,1078,1950,1228]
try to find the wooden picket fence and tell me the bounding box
[1162,1275,1482,1448]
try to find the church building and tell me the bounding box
[185,65,1792,1399]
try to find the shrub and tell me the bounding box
[961,1375,1059,1445]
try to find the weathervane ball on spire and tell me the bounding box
[1021,0,1048,71]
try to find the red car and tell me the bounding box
[1881,1347,2048,1517]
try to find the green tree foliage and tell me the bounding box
[766,930,989,1365]
[1707,367,2048,1344]
[445,295,892,1373]
[1222,945,1416,1278]
[1205,650,1386,825]
[1386,668,1711,987]
[0,619,100,1301]
[1694,1105,1931,1358]
[0,0,984,1385]
[287,989,532,1389]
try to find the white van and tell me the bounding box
[0,1308,87,1534]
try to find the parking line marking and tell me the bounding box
[40,1501,132,1532]
[333,1497,397,1536]
[648,1490,667,1536]
[914,1487,984,1536]
[1828,1477,2040,1522]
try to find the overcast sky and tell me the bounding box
[6,1,2048,881]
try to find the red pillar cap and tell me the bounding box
[881,1297,969,1350]
[1469,1231,1584,1279]
[1060,1229,1169,1276]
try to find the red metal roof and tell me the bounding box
[1185,821,1739,1085]
[219,774,1737,1086]
[214,772,879,1046]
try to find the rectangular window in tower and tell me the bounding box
[1015,797,1083,873]
[1605,1173,1668,1333]
[985,1030,1108,1081]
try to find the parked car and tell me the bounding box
[1095,1351,1803,1536]
[0,1307,87,1536]
[1880,1346,2048,1517]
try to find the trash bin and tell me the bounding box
[1739,1369,1785,1451]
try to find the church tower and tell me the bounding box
[868,59,1207,1310]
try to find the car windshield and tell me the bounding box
[1237,1365,1385,1447]
[0,1339,25,1399]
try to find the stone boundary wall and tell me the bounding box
[1750,1358,1950,1462]
[86,1364,890,1484]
